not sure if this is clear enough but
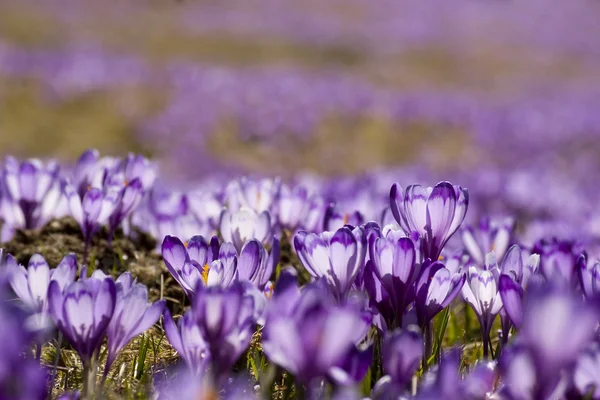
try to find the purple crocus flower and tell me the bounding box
[106,178,144,237]
[461,216,515,267]
[363,230,418,328]
[162,235,227,299]
[415,261,466,328]
[105,273,165,374]
[324,203,364,231]
[64,181,117,256]
[414,349,495,400]
[390,181,469,261]
[303,194,328,233]
[225,177,280,214]
[191,282,255,379]
[262,270,370,386]
[114,153,156,191]
[277,184,309,232]
[7,253,77,313]
[219,207,272,252]
[1,156,64,233]
[533,237,583,288]
[163,309,209,376]
[0,278,48,400]
[376,326,424,395]
[461,252,503,358]
[71,149,116,199]
[47,275,117,363]
[499,284,599,400]
[294,225,367,302]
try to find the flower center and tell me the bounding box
[201,263,210,284]
[343,213,349,225]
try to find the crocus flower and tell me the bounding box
[390,181,469,261]
[533,237,583,288]
[294,225,366,302]
[303,194,328,233]
[461,252,503,358]
[363,230,418,328]
[63,181,117,256]
[225,177,280,214]
[115,153,156,191]
[415,261,466,328]
[324,203,364,231]
[106,178,144,237]
[414,349,495,400]
[277,184,309,232]
[461,216,515,267]
[48,275,117,363]
[105,273,165,374]
[373,326,424,397]
[262,275,370,386]
[7,253,77,313]
[219,207,272,252]
[0,279,48,400]
[1,156,64,232]
[71,149,116,198]
[163,309,210,376]
[191,282,256,380]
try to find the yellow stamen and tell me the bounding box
[438,255,445,261]
[87,185,92,191]
[343,213,349,225]
[183,241,189,248]
[201,263,210,285]
[123,180,129,187]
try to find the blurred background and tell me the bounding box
[0,0,599,181]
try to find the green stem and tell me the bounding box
[423,321,433,370]
[82,356,97,399]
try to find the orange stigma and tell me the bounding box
[201,264,210,284]
[343,213,349,225]
[123,180,129,187]
[86,185,92,191]
[183,241,189,248]
[438,255,445,261]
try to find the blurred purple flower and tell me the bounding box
[276,184,309,232]
[163,309,210,376]
[461,217,515,267]
[191,282,256,379]
[105,273,165,374]
[415,261,465,327]
[533,237,583,288]
[578,254,600,299]
[225,177,280,214]
[262,270,370,385]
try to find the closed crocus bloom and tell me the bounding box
[461,252,503,358]
[303,194,328,233]
[277,184,309,231]
[163,309,209,376]
[533,238,583,287]
[364,231,418,328]
[577,254,600,299]
[8,253,77,313]
[2,156,63,231]
[294,226,367,302]
[461,217,515,267]
[107,178,144,236]
[415,261,466,328]
[105,274,165,374]
[114,152,156,192]
[48,276,117,363]
[191,282,255,379]
[381,326,424,391]
[219,207,272,252]
[390,181,468,261]
[237,238,279,290]
[64,181,117,257]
